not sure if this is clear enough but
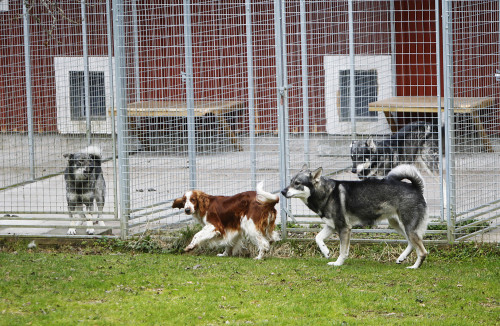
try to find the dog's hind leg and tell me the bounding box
[397,244,413,264]
[219,236,245,257]
[96,189,106,228]
[406,232,428,269]
[217,246,231,257]
[217,233,241,257]
[388,217,413,264]
[315,225,334,258]
[328,227,351,266]
[251,233,271,260]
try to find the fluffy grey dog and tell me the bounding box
[63,146,106,235]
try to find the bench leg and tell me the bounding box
[471,110,493,152]
[215,114,243,151]
[383,111,399,133]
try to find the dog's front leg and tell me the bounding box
[84,204,95,235]
[185,224,220,252]
[315,225,333,258]
[67,204,82,235]
[328,227,351,266]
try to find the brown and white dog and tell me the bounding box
[172,182,280,259]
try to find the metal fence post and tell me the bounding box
[348,0,356,135]
[106,0,119,221]
[299,0,310,166]
[390,0,397,97]
[442,0,456,243]
[183,0,197,190]
[274,0,290,239]
[81,0,92,145]
[435,0,445,222]
[113,0,131,239]
[245,0,257,190]
[22,0,35,181]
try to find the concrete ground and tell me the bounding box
[1,133,499,243]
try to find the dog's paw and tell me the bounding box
[184,245,195,252]
[67,228,76,235]
[86,228,95,235]
[328,258,345,266]
[406,265,419,269]
[217,252,228,257]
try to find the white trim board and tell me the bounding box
[55,57,115,134]
[324,55,392,135]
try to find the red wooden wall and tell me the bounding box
[0,0,498,133]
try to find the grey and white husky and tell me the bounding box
[63,146,106,235]
[282,164,429,269]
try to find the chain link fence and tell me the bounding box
[0,0,498,243]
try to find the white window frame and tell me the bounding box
[325,55,392,135]
[55,57,115,134]
[0,0,9,12]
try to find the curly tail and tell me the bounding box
[256,181,279,204]
[387,164,425,194]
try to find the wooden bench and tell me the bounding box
[110,100,244,151]
[368,96,494,152]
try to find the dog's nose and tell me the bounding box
[280,188,288,197]
[352,167,357,174]
[184,208,192,215]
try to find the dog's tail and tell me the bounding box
[387,164,425,194]
[83,146,102,159]
[256,181,279,204]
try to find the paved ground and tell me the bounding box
[1,134,499,243]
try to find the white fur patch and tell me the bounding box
[285,186,311,204]
[256,181,279,203]
[184,191,195,214]
[356,160,371,174]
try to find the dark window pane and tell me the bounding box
[339,69,378,122]
[69,71,106,121]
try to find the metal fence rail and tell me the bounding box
[0,0,498,244]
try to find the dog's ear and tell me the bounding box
[63,153,73,160]
[366,137,377,152]
[172,196,185,209]
[312,167,322,183]
[89,154,101,161]
[300,163,308,171]
[89,154,102,167]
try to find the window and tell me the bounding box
[0,0,9,12]
[69,71,106,121]
[339,69,378,122]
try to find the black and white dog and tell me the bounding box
[282,164,429,269]
[63,146,106,235]
[350,121,441,179]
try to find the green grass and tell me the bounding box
[0,241,499,325]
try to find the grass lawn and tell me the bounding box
[0,241,498,325]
